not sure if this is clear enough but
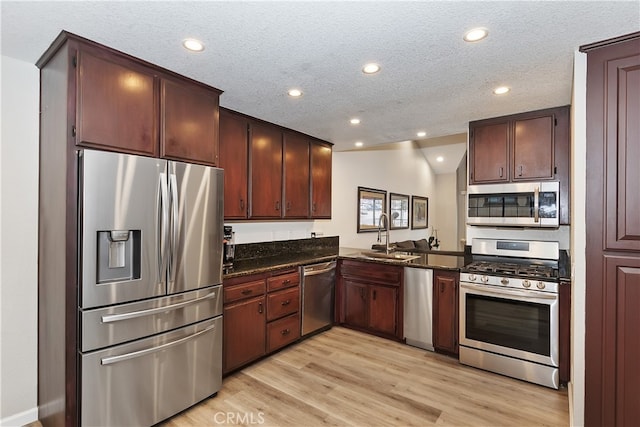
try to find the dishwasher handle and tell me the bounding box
[303,261,336,277]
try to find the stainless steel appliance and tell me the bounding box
[403,267,434,351]
[223,225,235,273]
[301,261,336,336]
[79,150,224,426]
[467,181,560,227]
[459,238,560,389]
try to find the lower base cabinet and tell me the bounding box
[433,269,459,356]
[223,268,300,374]
[337,259,403,341]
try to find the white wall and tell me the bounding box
[0,55,40,426]
[569,49,587,427]
[434,173,457,251]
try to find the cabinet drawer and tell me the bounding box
[267,314,300,353]
[224,280,266,304]
[340,260,402,285]
[266,287,299,321]
[267,271,300,292]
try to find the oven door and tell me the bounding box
[459,282,559,367]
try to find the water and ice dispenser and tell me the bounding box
[96,230,141,284]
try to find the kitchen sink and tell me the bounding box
[360,250,421,263]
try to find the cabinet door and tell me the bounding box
[469,121,509,183]
[219,109,248,218]
[249,122,283,218]
[343,280,368,329]
[433,271,458,355]
[223,296,266,373]
[368,285,397,336]
[160,78,219,165]
[310,141,332,218]
[283,132,310,218]
[512,115,554,180]
[76,47,157,156]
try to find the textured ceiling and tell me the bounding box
[2,1,639,157]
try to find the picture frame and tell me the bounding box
[389,193,410,230]
[411,196,428,229]
[357,187,387,233]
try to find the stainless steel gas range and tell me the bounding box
[459,238,560,389]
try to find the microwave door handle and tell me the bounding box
[534,186,540,223]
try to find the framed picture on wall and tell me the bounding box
[357,187,387,233]
[389,193,410,230]
[411,196,428,229]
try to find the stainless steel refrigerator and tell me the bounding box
[78,150,224,426]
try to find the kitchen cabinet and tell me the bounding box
[249,121,283,218]
[283,132,310,218]
[310,140,332,218]
[559,280,571,385]
[219,108,249,218]
[72,34,221,165]
[469,106,571,224]
[583,32,640,427]
[222,268,301,374]
[337,259,403,341]
[432,269,458,356]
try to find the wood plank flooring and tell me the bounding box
[161,327,569,427]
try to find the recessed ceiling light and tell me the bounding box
[355,141,364,147]
[493,86,510,95]
[436,156,444,162]
[362,63,380,74]
[463,28,489,42]
[350,118,361,125]
[182,38,205,52]
[416,131,427,137]
[288,89,303,97]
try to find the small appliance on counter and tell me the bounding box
[223,225,235,273]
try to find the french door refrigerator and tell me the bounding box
[78,149,224,426]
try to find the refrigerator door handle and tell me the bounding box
[159,172,169,281]
[100,290,219,323]
[100,323,217,365]
[168,172,179,285]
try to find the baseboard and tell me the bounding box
[0,407,38,427]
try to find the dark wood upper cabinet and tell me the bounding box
[433,270,459,356]
[283,132,310,218]
[249,121,283,218]
[76,46,158,156]
[469,121,510,183]
[583,32,640,427]
[469,106,571,224]
[218,108,249,218]
[160,78,220,165]
[310,141,332,218]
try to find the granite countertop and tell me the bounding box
[223,251,338,279]
[339,247,466,271]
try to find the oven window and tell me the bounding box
[465,294,550,356]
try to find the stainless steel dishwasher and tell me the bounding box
[301,261,336,336]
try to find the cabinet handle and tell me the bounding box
[286,201,291,211]
[373,290,377,300]
[499,167,503,178]
[282,279,291,285]
[359,287,364,298]
[275,201,280,211]
[240,199,245,210]
[518,165,523,177]
[258,302,263,314]
[312,202,317,212]
[241,289,253,295]
[281,328,291,336]
[441,283,445,293]
[281,299,291,306]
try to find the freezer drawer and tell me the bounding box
[81,285,222,352]
[81,316,222,427]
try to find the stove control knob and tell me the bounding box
[522,279,531,288]
[481,275,489,283]
[536,281,546,290]
[468,274,477,281]
[500,278,509,285]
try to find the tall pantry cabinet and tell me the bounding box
[582,32,640,427]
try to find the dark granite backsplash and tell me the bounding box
[231,236,339,271]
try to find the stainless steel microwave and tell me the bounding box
[467,182,560,228]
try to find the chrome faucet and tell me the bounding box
[377,213,391,254]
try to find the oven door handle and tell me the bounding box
[461,282,557,300]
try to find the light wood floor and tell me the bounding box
[162,327,569,427]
